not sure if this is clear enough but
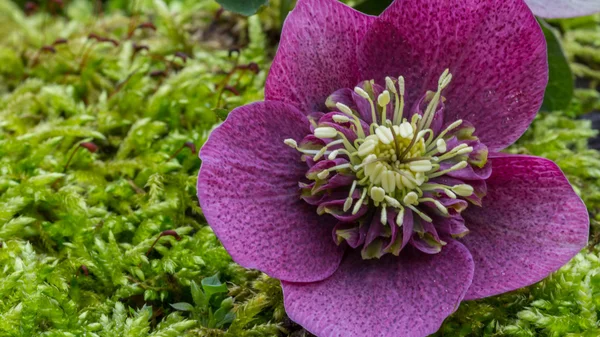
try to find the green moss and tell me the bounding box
[0,0,282,336]
[0,1,599,336]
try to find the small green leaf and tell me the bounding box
[539,19,574,112]
[215,0,269,16]
[190,281,206,307]
[211,297,235,328]
[353,0,393,15]
[170,302,195,311]
[201,274,228,301]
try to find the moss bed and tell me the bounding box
[0,1,599,336]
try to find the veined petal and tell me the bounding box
[198,102,345,283]
[525,0,600,18]
[461,154,589,299]
[358,0,547,151]
[265,0,375,113]
[282,240,474,337]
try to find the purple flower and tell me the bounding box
[197,0,589,336]
[525,0,600,18]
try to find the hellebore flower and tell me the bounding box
[525,0,600,18]
[198,0,589,336]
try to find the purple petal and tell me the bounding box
[436,214,470,238]
[326,88,356,110]
[525,0,600,18]
[282,240,474,337]
[461,154,589,299]
[333,221,367,248]
[411,219,444,254]
[265,0,375,112]
[358,0,547,151]
[198,102,344,283]
[318,198,368,222]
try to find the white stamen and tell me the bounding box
[385,77,397,94]
[328,150,340,160]
[284,139,297,148]
[406,204,433,222]
[452,184,474,197]
[398,76,405,96]
[384,195,401,208]
[370,186,386,203]
[408,160,433,173]
[436,139,447,153]
[352,188,368,215]
[428,161,468,178]
[415,172,426,185]
[395,206,405,227]
[375,126,394,145]
[398,122,413,139]
[446,190,457,199]
[358,140,377,157]
[314,127,337,139]
[386,171,396,193]
[381,204,388,225]
[403,191,419,205]
[370,163,385,185]
[335,102,366,139]
[343,197,353,212]
[420,197,448,215]
[354,87,370,99]
[336,102,354,116]
[456,146,474,155]
[378,90,391,107]
[332,115,351,123]
[429,119,463,147]
[317,170,329,180]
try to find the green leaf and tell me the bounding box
[353,0,393,15]
[190,281,207,307]
[215,0,269,16]
[211,297,235,328]
[539,19,574,112]
[201,274,228,301]
[170,302,195,311]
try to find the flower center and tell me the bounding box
[286,70,489,259]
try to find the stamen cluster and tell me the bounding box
[286,71,490,258]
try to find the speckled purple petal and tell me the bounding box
[198,102,345,283]
[358,0,547,151]
[461,154,589,299]
[282,240,474,337]
[265,0,375,112]
[525,0,600,18]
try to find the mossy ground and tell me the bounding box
[0,1,599,336]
